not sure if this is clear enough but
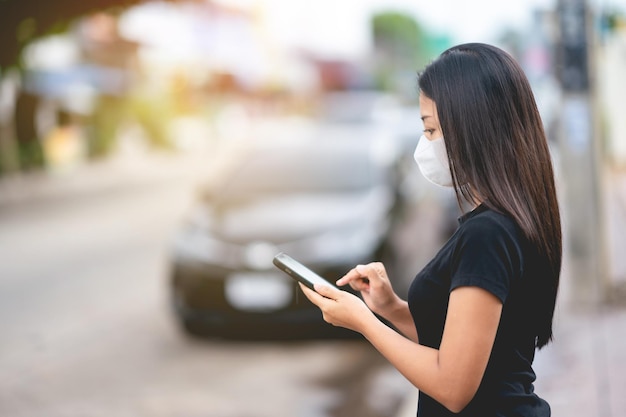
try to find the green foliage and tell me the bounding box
[603,10,626,33]
[370,10,450,95]
[372,11,424,68]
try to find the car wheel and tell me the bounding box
[169,278,207,338]
[177,313,207,338]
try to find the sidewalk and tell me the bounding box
[0,149,209,209]
[533,305,626,416]
[395,168,626,417]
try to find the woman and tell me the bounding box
[300,43,562,416]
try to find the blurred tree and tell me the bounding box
[0,0,172,69]
[370,11,448,96]
[600,9,626,40]
[372,12,423,68]
[0,0,143,173]
[0,0,182,173]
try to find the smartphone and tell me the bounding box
[273,253,337,292]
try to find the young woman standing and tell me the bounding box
[301,43,562,416]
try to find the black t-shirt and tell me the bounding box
[408,204,551,417]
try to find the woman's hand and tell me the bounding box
[298,283,375,333]
[336,262,402,318]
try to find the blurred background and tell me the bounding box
[1,0,625,416]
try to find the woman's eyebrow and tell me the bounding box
[420,115,431,121]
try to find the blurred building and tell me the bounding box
[0,0,330,173]
[496,9,561,142]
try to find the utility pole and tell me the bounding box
[556,0,607,308]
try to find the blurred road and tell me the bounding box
[0,151,414,417]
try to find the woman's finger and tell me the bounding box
[336,267,361,286]
[355,262,387,285]
[336,266,372,287]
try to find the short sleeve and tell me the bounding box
[450,214,523,303]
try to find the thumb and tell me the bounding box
[313,284,337,300]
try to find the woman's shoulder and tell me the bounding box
[461,203,516,227]
[457,205,523,245]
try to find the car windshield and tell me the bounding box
[201,140,387,205]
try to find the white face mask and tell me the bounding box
[413,134,453,187]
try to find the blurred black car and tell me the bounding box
[168,133,403,340]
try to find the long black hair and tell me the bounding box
[418,43,562,348]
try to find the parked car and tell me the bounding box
[168,134,403,339]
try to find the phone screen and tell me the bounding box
[273,253,336,291]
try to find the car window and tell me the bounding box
[202,142,388,203]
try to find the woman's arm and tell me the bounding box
[304,284,502,413]
[374,298,419,342]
